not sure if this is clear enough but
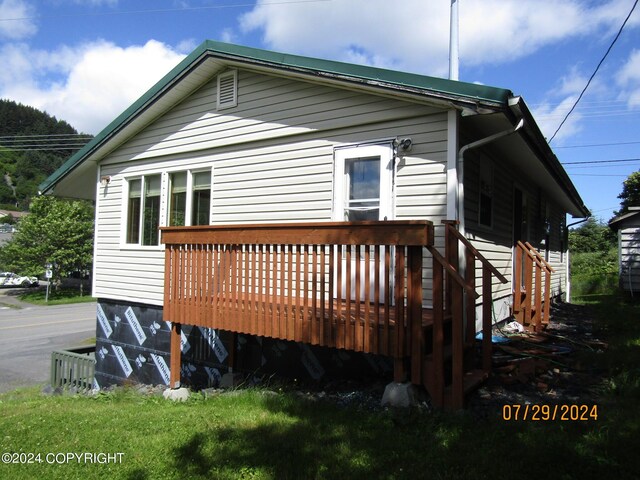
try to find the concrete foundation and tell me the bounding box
[163,387,190,402]
[381,382,419,408]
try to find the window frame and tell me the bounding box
[121,167,212,250]
[333,144,394,222]
[478,162,494,230]
[122,173,164,249]
[166,168,212,228]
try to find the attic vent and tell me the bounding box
[217,70,237,110]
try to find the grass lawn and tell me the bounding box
[18,287,95,306]
[1,291,638,479]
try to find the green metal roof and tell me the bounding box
[40,40,514,194]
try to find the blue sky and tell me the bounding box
[0,0,639,223]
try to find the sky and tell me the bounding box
[0,0,639,223]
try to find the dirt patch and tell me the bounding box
[468,302,608,418]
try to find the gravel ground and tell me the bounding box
[57,301,607,416]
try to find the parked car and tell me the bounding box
[0,272,39,288]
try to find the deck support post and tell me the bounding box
[227,332,237,373]
[169,322,181,388]
[393,357,405,383]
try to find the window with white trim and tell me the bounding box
[333,144,393,221]
[478,163,493,228]
[168,170,211,227]
[126,174,161,246]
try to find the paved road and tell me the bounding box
[0,289,96,393]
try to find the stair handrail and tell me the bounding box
[444,221,508,283]
[523,241,554,273]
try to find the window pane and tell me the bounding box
[479,167,493,227]
[142,175,161,245]
[346,157,380,221]
[193,171,211,190]
[169,172,187,226]
[192,189,211,226]
[191,171,211,226]
[126,179,141,243]
[348,157,380,201]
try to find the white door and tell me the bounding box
[333,144,394,301]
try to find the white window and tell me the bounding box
[333,144,393,221]
[478,163,493,228]
[217,70,237,110]
[168,170,212,227]
[125,174,161,246]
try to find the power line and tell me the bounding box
[569,173,629,177]
[562,158,640,165]
[0,0,331,21]
[548,0,639,143]
[555,141,640,149]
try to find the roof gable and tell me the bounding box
[39,41,514,196]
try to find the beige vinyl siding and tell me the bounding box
[102,70,435,165]
[93,69,449,305]
[463,148,571,320]
[464,150,514,305]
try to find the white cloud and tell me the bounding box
[0,0,37,40]
[240,0,638,77]
[532,69,595,142]
[616,49,640,108]
[0,40,186,134]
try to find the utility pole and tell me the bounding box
[449,0,459,81]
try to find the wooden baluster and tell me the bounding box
[373,245,380,355]
[543,268,551,325]
[364,245,371,354]
[524,252,533,328]
[320,245,326,345]
[336,245,343,349]
[534,260,542,331]
[287,244,294,341]
[383,246,390,356]
[354,244,361,351]
[312,244,319,345]
[465,246,476,348]
[303,244,310,344]
[345,245,352,351]
[328,245,334,346]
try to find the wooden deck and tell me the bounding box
[161,220,509,409]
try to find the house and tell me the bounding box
[609,207,640,295]
[40,41,588,407]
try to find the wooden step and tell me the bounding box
[443,369,488,409]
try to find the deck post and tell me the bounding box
[169,322,181,388]
[482,266,492,373]
[409,245,424,385]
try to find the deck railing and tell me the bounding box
[513,241,554,331]
[162,221,433,387]
[50,345,96,391]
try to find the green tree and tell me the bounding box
[613,170,640,217]
[569,217,617,254]
[0,196,94,284]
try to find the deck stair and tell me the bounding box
[513,241,554,332]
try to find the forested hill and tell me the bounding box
[0,99,92,210]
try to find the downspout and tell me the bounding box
[456,117,525,237]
